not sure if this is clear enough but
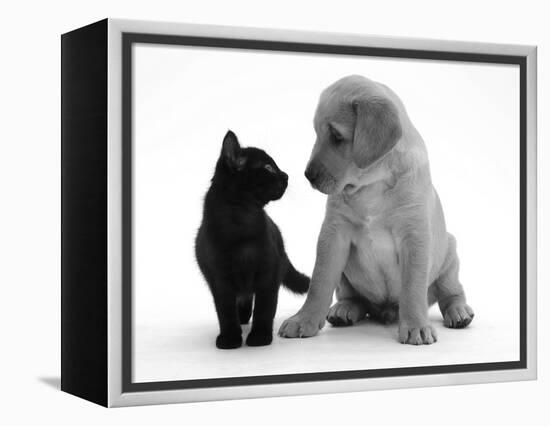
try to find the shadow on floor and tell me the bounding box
[38,376,60,390]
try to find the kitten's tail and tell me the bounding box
[282,258,310,294]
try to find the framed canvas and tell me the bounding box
[61,18,537,407]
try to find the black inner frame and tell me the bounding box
[122,32,527,393]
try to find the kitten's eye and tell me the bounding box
[264,164,275,173]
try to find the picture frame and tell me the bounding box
[61,18,537,407]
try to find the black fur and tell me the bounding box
[195,130,309,349]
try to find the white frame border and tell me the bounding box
[106,18,537,407]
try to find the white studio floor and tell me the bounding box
[133,293,519,383]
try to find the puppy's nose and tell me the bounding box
[304,166,318,184]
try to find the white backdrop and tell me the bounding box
[133,43,520,382]
[1,0,547,423]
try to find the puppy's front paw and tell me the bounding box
[398,323,437,345]
[216,333,242,349]
[444,303,474,329]
[278,313,325,338]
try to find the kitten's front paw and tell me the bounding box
[398,322,437,345]
[216,333,242,349]
[246,330,273,347]
[278,313,325,338]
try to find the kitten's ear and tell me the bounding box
[221,130,245,169]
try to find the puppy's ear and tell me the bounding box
[352,97,402,168]
[221,130,244,169]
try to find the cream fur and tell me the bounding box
[278,75,474,344]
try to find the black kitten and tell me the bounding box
[195,130,309,349]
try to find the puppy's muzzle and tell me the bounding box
[304,163,336,194]
[304,166,320,185]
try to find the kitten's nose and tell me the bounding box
[281,172,288,183]
[304,166,319,184]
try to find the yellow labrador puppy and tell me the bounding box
[279,75,474,345]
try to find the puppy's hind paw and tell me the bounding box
[444,303,474,329]
[327,299,367,327]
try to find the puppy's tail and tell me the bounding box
[282,258,310,295]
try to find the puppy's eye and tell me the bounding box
[264,164,275,173]
[330,127,344,145]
